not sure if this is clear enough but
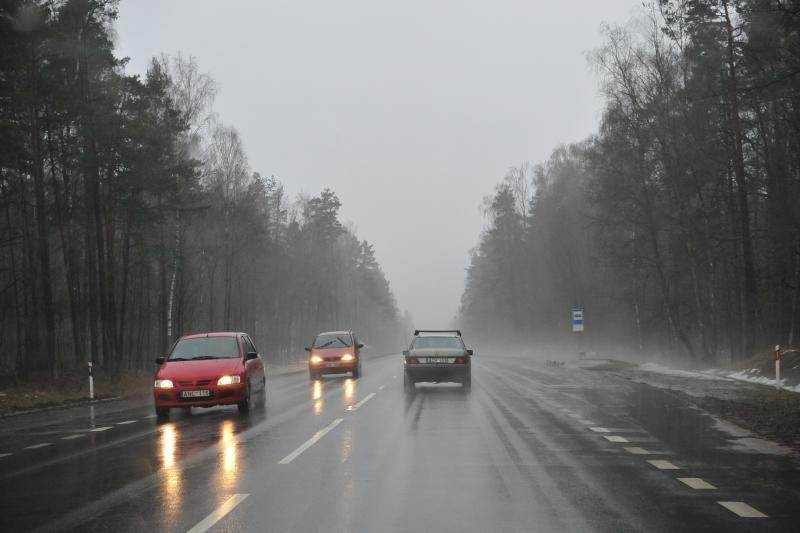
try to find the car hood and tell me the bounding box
[310,347,355,358]
[156,358,243,380]
[408,348,466,357]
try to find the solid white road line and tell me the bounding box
[348,393,376,412]
[0,453,12,458]
[623,447,652,455]
[278,418,344,464]
[589,427,611,433]
[61,434,85,440]
[678,477,716,490]
[89,426,112,432]
[604,436,629,443]
[648,460,679,470]
[25,442,52,450]
[717,501,767,518]
[186,493,250,533]
[116,420,137,425]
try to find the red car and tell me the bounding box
[153,332,266,418]
[306,330,364,380]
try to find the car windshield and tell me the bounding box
[169,337,240,360]
[411,336,464,350]
[313,334,352,348]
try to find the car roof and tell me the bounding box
[414,329,462,337]
[180,332,245,340]
[316,330,352,336]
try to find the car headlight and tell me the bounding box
[341,353,354,361]
[310,354,323,364]
[217,375,241,386]
[154,379,174,389]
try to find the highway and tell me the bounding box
[1,353,798,532]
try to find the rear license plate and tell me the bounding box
[181,390,210,398]
[325,362,341,368]
[426,357,451,364]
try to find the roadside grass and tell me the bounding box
[0,369,152,415]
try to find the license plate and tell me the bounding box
[426,357,451,364]
[325,362,341,368]
[181,390,210,398]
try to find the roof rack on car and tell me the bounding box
[414,329,462,337]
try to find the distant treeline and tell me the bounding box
[460,1,800,362]
[0,0,405,379]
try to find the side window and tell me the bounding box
[243,336,257,354]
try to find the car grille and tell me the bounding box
[176,379,214,387]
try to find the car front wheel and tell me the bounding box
[237,384,251,414]
[155,406,170,419]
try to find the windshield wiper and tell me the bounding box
[168,357,189,361]
[190,355,222,360]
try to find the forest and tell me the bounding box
[460,1,800,362]
[0,0,405,380]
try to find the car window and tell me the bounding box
[169,337,241,360]
[313,334,353,348]
[243,335,256,353]
[411,336,465,350]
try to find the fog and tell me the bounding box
[116,0,639,326]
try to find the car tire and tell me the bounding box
[237,384,251,414]
[155,406,170,419]
[352,364,360,379]
[462,372,471,393]
[309,369,320,381]
[403,372,415,394]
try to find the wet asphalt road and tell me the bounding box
[2,353,800,532]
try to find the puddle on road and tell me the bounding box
[628,383,800,484]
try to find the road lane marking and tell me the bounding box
[278,418,344,464]
[568,413,582,419]
[678,477,716,490]
[61,434,85,440]
[648,460,679,470]
[186,493,250,533]
[25,442,52,449]
[623,447,652,455]
[604,436,628,442]
[579,420,595,425]
[347,393,376,412]
[116,420,137,425]
[590,427,611,433]
[717,501,767,518]
[89,426,112,432]
[378,385,385,391]
[391,375,397,379]
[0,453,11,458]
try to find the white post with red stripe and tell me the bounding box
[774,345,781,390]
[88,361,94,400]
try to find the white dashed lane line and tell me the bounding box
[347,393,376,412]
[604,436,628,443]
[186,493,250,533]
[717,501,767,518]
[377,385,385,391]
[623,447,653,455]
[278,418,344,464]
[589,427,611,433]
[0,453,12,458]
[648,460,679,470]
[678,478,716,490]
[25,443,52,450]
[89,426,112,432]
[61,434,85,440]
[578,420,595,425]
[116,420,137,425]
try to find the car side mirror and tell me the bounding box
[245,351,258,361]
[155,357,165,365]
[304,347,312,352]
[466,349,474,356]
[402,350,410,356]
[357,343,364,349]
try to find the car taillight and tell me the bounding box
[406,357,419,364]
[454,357,465,364]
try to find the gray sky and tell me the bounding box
[116,0,639,327]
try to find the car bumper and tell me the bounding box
[153,383,246,407]
[405,365,468,383]
[310,361,359,375]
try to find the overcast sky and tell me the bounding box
[116,0,639,327]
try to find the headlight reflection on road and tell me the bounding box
[344,378,355,401]
[312,380,324,416]
[216,420,239,491]
[158,423,182,527]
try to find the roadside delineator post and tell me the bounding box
[774,344,781,390]
[88,361,94,400]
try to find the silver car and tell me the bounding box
[402,330,472,393]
